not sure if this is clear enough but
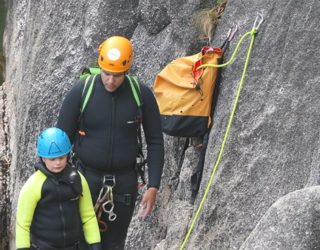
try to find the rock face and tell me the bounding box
[239,186,320,250]
[1,0,320,249]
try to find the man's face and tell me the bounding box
[100,69,125,92]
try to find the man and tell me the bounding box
[57,36,164,249]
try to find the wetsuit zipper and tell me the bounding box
[57,183,67,247]
[108,94,116,167]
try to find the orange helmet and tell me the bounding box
[98,36,133,73]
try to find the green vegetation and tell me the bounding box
[192,0,227,44]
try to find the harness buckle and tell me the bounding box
[122,194,132,206]
[102,175,115,188]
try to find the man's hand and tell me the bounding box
[138,187,158,220]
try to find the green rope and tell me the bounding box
[180,27,258,250]
[198,30,255,70]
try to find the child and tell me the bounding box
[16,127,101,250]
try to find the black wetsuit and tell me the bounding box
[16,162,101,250]
[57,75,164,249]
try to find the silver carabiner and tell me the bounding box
[227,24,238,42]
[102,200,117,221]
[97,186,107,202]
[102,200,114,213]
[101,186,117,221]
[253,13,264,30]
[108,212,117,221]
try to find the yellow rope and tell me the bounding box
[180,28,257,250]
[197,29,256,69]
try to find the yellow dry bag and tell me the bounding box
[154,47,222,137]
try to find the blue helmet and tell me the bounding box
[37,127,72,158]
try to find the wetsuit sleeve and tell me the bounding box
[79,173,101,244]
[16,171,46,249]
[56,81,84,143]
[140,84,164,188]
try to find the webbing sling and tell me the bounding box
[180,13,264,249]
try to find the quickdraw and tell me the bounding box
[94,175,117,232]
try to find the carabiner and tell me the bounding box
[96,187,107,203]
[102,200,114,213]
[98,219,108,232]
[108,212,117,221]
[102,200,117,221]
[220,24,239,50]
[252,13,264,30]
[227,24,238,42]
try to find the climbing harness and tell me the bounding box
[180,13,264,249]
[94,175,117,232]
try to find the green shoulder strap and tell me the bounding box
[126,75,142,108]
[81,74,97,113]
[78,69,143,136]
[126,75,145,185]
[78,74,97,136]
[80,68,142,111]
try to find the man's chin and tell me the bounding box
[104,85,116,92]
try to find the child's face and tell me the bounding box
[42,155,68,173]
